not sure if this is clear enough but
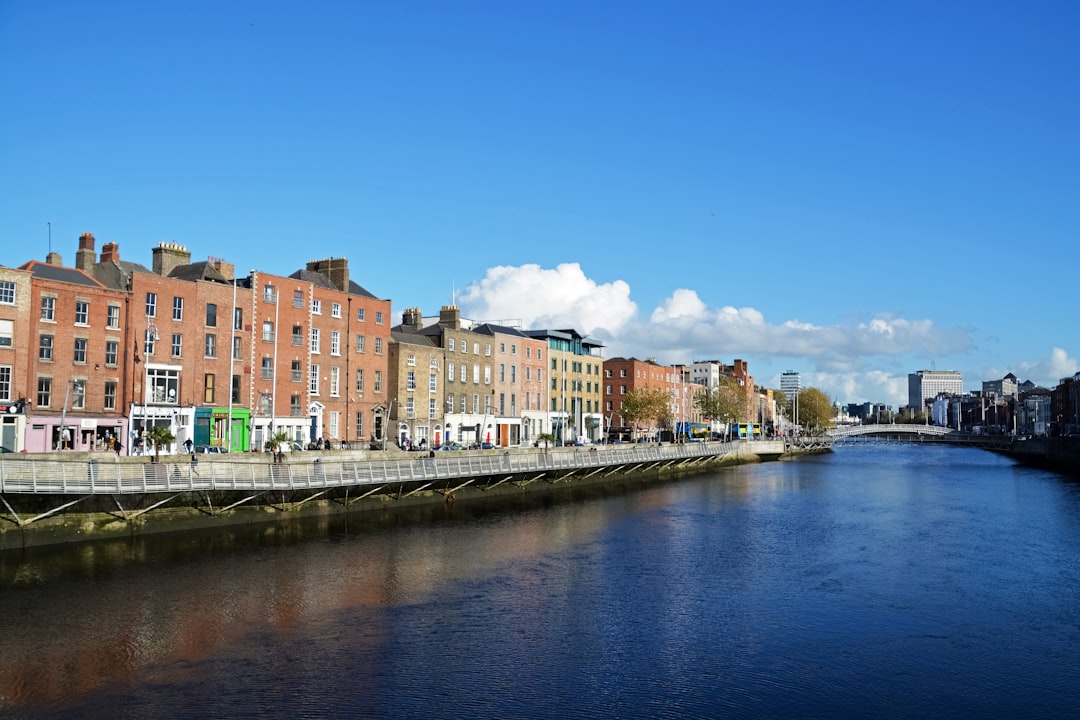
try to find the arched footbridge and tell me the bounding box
[827,424,1014,450]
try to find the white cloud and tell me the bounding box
[1011,347,1079,388]
[460,264,975,405]
[459,263,637,335]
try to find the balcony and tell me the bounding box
[261,369,274,380]
[291,335,303,346]
[262,332,275,343]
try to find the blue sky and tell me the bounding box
[2,0,1077,406]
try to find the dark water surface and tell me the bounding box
[2,444,1079,719]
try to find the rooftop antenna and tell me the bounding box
[47,221,51,254]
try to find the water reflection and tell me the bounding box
[2,446,1080,718]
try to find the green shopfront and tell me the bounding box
[194,407,250,452]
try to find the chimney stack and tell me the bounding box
[100,242,121,264]
[152,242,192,276]
[402,307,424,330]
[46,251,62,266]
[76,232,96,273]
[439,305,461,329]
[209,256,235,281]
[306,257,349,292]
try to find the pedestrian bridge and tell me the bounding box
[827,423,1014,450]
[0,440,791,529]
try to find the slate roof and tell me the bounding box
[18,260,106,288]
[168,261,230,284]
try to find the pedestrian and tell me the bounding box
[190,453,199,475]
[114,439,123,456]
[184,438,193,454]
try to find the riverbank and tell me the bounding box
[1,440,815,550]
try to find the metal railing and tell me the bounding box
[0,441,742,496]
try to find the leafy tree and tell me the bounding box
[620,388,670,440]
[536,432,555,450]
[695,376,744,439]
[147,424,175,464]
[797,387,834,432]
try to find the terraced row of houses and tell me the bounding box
[0,233,774,455]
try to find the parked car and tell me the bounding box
[437,442,465,451]
[195,445,229,454]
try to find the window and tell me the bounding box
[107,305,120,329]
[291,360,302,382]
[447,393,454,412]
[483,365,491,384]
[461,341,467,355]
[357,307,366,322]
[0,281,14,304]
[375,311,384,325]
[473,394,480,413]
[448,361,455,379]
[259,393,272,415]
[291,394,302,416]
[448,339,455,352]
[374,337,383,355]
[263,321,275,342]
[474,365,481,384]
[105,340,118,366]
[261,357,274,379]
[173,296,184,321]
[405,397,414,416]
[310,328,320,353]
[0,319,11,348]
[37,377,52,408]
[406,371,416,391]
[460,395,466,413]
[429,373,437,392]
[293,289,304,308]
[511,344,517,355]
[374,370,383,393]
[172,333,182,357]
[0,365,9,400]
[75,300,89,325]
[206,303,217,327]
[485,344,491,356]
[71,380,85,409]
[356,334,366,352]
[460,364,466,382]
[355,412,364,438]
[310,364,320,394]
[74,338,87,363]
[232,336,242,360]
[473,343,479,355]
[330,331,340,356]
[263,284,276,303]
[429,398,437,418]
[234,307,243,330]
[329,411,339,438]
[311,298,321,314]
[147,368,180,404]
[205,333,216,358]
[41,296,55,321]
[330,366,340,396]
[204,373,215,403]
[356,368,364,393]
[331,302,341,318]
[145,293,157,318]
[39,334,53,361]
[292,325,303,346]
[104,381,117,411]
[500,364,505,381]
[511,366,517,383]
[144,328,155,356]
[407,354,416,366]
[232,375,241,403]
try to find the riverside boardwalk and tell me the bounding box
[0,439,797,547]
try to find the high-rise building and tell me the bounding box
[908,370,963,410]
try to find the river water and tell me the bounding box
[2,444,1079,719]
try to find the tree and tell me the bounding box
[619,388,669,441]
[147,424,175,464]
[695,376,744,440]
[536,432,555,450]
[797,387,834,432]
[266,430,290,464]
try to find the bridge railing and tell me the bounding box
[828,423,956,437]
[0,440,742,496]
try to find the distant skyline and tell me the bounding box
[2,1,1077,406]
